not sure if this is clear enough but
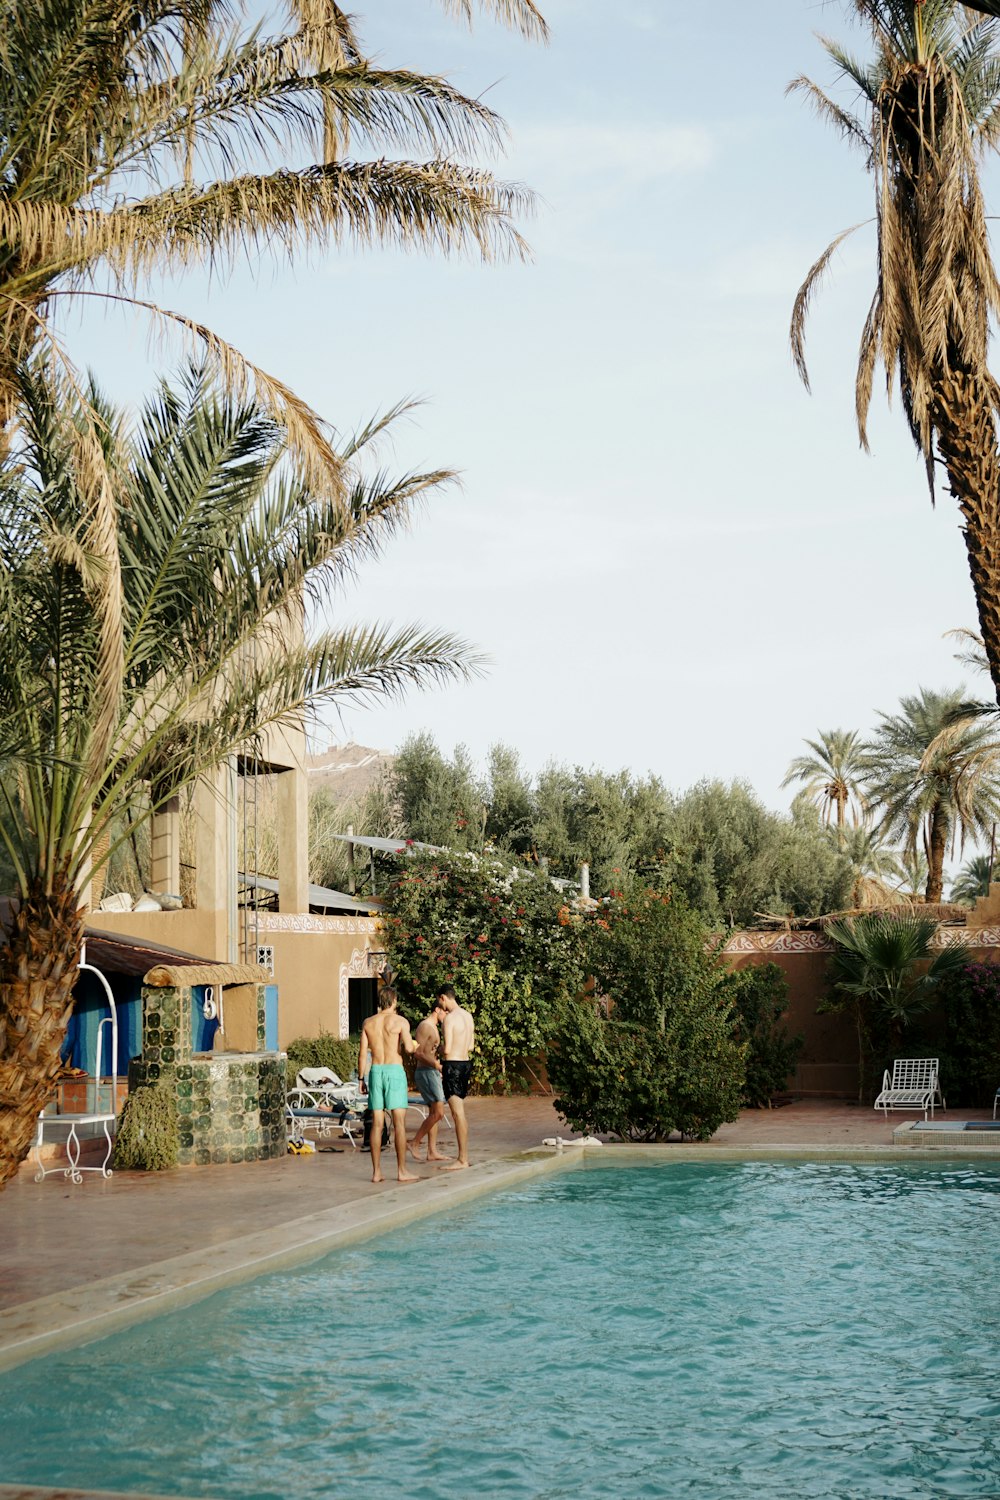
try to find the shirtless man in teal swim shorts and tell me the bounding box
[358,989,419,1184]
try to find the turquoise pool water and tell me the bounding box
[2,1161,999,1499]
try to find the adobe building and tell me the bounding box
[86,720,384,1045]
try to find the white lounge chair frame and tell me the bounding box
[874,1058,944,1120]
[286,1067,364,1148]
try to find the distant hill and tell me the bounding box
[306,741,395,803]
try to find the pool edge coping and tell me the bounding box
[0,1150,581,1374]
[3,1139,1000,1373]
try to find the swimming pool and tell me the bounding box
[2,1160,998,1499]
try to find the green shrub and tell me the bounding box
[285,1030,360,1088]
[548,996,744,1142]
[727,963,802,1107]
[381,848,587,1020]
[112,1082,179,1170]
[937,961,1000,1107]
[456,960,543,1093]
[550,881,745,1141]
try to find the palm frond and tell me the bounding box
[790,223,868,390]
[433,0,549,42]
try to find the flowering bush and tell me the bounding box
[380,849,588,1091]
[937,961,1000,1107]
[547,879,745,1140]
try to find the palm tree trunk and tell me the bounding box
[924,804,949,904]
[934,369,1000,708]
[0,873,84,1189]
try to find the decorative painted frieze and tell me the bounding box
[722,926,1000,953]
[255,913,381,935]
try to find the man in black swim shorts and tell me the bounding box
[437,985,475,1171]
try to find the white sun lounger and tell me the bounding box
[874,1058,944,1120]
[286,1067,364,1148]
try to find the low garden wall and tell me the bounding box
[721,927,1000,1100]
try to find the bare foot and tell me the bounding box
[426,1151,449,1161]
[371,1172,385,1183]
[439,1160,470,1171]
[407,1143,427,1161]
[397,1170,421,1183]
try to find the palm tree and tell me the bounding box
[895,846,930,899]
[0,0,543,470]
[782,728,868,834]
[0,359,480,1188]
[791,3,1000,707]
[830,824,907,908]
[825,911,966,1098]
[862,687,1000,902]
[947,626,991,676]
[950,851,995,903]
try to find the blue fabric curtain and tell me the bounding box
[62,971,142,1075]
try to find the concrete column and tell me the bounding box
[276,766,310,914]
[193,766,234,960]
[150,796,181,896]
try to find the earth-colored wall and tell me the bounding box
[87,909,384,1049]
[90,907,223,963]
[724,948,858,1098]
[254,914,383,1046]
[722,928,1000,1099]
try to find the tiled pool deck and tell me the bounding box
[1,1096,996,1380]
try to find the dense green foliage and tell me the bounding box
[112,1083,179,1171]
[386,737,852,923]
[727,963,802,1107]
[380,848,587,1091]
[548,1002,740,1142]
[285,1031,361,1089]
[665,782,852,926]
[824,913,967,1100]
[548,883,745,1141]
[937,962,1000,1108]
[949,855,994,906]
[450,961,542,1093]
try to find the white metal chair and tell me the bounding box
[993,1086,999,1121]
[34,943,119,1183]
[874,1058,944,1120]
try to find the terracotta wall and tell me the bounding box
[724,948,858,1098]
[88,907,228,966]
[722,931,1000,1099]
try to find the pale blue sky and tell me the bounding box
[59,0,988,809]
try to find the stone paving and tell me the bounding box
[3,1094,994,1321]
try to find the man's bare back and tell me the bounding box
[437,987,474,1171]
[442,1004,474,1061]
[412,1016,441,1069]
[361,1006,411,1065]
